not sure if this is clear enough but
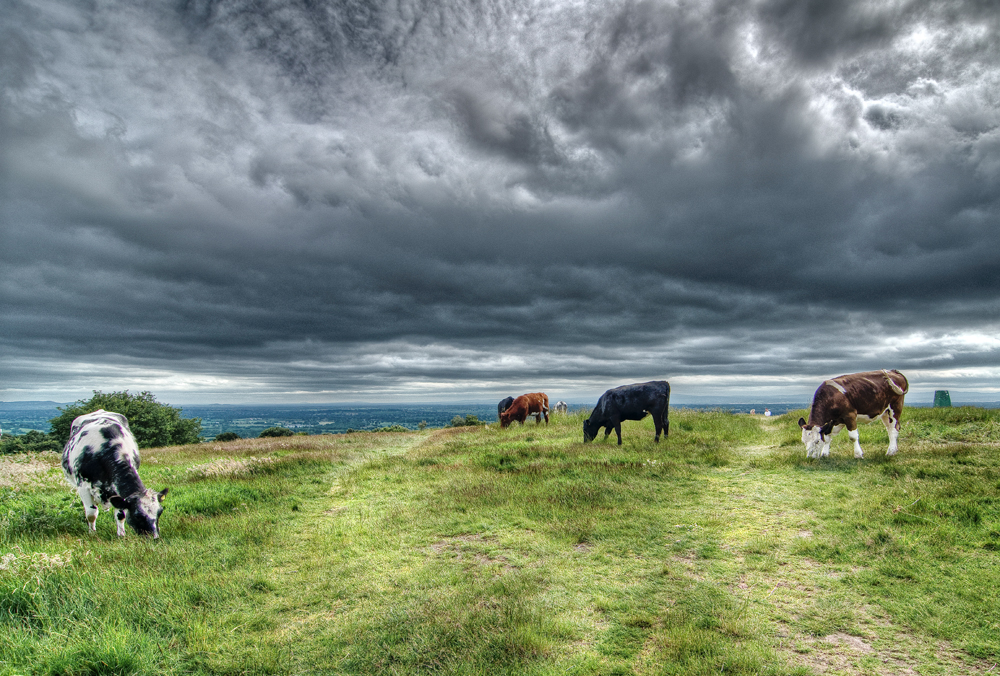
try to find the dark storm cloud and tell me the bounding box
[2,0,1000,403]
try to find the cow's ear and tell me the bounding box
[157,488,169,502]
[109,495,128,510]
[821,421,835,436]
[798,417,807,428]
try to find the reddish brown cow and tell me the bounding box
[799,369,908,459]
[499,393,549,428]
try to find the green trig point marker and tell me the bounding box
[933,390,952,408]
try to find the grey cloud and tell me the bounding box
[2,0,1000,403]
[758,0,904,66]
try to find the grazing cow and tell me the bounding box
[62,410,168,538]
[554,401,568,415]
[799,369,908,459]
[583,381,670,445]
[497,396,515,420]
[499,393,549,428]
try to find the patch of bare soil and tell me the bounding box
[784,630,995,675]
[429,534,515,572]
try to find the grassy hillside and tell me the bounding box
[2,408,999,675]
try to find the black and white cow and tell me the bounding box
[583,381,670,445]
[553,401,568,415]
[62,409,168,538]
[799,369,908,459]
[497,396,515,420]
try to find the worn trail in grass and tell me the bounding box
[3,408,999,675]
[255,410,1000,675]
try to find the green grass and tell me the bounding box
[2,408,999,674]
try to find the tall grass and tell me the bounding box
[2,409,998,674]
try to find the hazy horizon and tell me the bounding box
[4,390,998,409]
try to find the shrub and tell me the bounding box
[214,431,241,442]
[49,390,202,448]
[449,414,482,427]
[1,430,62,454]
[259,427,294,438]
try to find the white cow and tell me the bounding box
[62,410,168,537]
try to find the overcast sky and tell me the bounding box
[2,0,999,405]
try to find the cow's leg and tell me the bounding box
[604,426,613,440]
[77,486,99,533]
[845,421,864,458]
[823,425,844,457]
[882,408,900,456]
[615,423,623,445]
[655,407,669,441]
[115,509,127,537]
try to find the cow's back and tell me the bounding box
[63,410,141,495]
[603,381,669,415]
[811,370,907,423]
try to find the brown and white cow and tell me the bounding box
[798,370,908,459]
[499,393,549,428]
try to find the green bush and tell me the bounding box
[449,414,482,427]
[259,427,294,438]
[1,430,62,454]
[214,431,241,442]
[48,391,202,448]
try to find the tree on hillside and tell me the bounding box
[49,391,202,448]
[258,426,293,438]
[449,414,481,427]
[1,430,62,454]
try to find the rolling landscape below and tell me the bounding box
[2,407,999,675]
[0,402,814,438]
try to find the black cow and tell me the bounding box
[583,381,670,445]
[497,396,515,420]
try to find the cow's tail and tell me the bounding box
[882,369,907,395]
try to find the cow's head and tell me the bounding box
[499,410,513,428]
[798,418,834,458]
[582,419,599,443]
[110,488,168,538]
